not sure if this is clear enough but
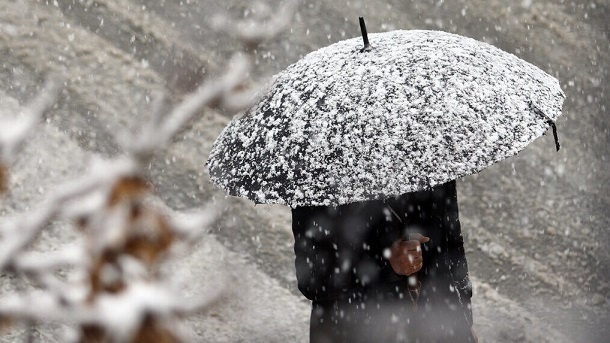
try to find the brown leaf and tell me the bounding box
[133,315,181,343]
[79,324,105,343]
[124,206,175,265]
[0,163,7,195]
[87,251,126,301]
[0,315,13,332]
[79,315,181,343]
[108,177,150,207]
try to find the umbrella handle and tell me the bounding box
[408,273,421,291]
[407,273,421,309]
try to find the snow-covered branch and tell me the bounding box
[212,0,296,49]
[0,76,63,164]
[0,2,288,342]
[0,77,63,195]
[125,54,253,159]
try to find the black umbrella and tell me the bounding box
[207,18,565,207]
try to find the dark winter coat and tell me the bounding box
[291,181,474,342]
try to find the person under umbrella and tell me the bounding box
[207,18,563,343]
[292,180,475,342]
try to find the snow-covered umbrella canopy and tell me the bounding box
[207,22,565,208]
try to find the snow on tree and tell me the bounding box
[0,2,294,342]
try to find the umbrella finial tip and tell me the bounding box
[359,17,372,52]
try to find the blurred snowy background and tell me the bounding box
[0,0,608,342]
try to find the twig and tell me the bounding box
[0,76,63,163]
[212,0,296,49]
[0,158,137,271]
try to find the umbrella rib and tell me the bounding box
[530,101,560,151]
